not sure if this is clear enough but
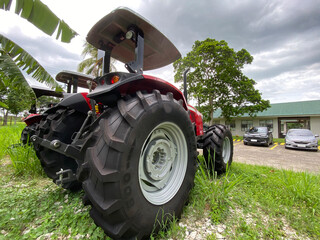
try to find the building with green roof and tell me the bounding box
[212,100,320,138]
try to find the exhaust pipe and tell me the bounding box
[183,68,190,103]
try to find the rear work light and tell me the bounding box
[110,75,120,84]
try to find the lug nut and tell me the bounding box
[52,140,61,148]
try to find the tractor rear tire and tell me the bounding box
[21,123,37,145]
[35,108,86,191]
[80,90,197,239]
[201,124,233,174]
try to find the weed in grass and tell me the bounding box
[0,124,43,177]
[206,233,218,240]
[6,143,44,177]
[190,153,244,224]
[280,170,320,209]
[150,211,184,240]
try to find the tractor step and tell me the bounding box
[56,169,77,185]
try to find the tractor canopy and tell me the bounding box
[86,7,181,72]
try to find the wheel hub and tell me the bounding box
[222,137,231,164]
[138,122,188,205]
[145,139,176,181]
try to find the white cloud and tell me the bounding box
[1,0,320,104]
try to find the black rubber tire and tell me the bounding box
[80,90,197,239]
[21,123,37,145]
[201,124,233,174]
[243,141,247,145]
[35,108,86,191]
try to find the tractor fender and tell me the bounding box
[56,92,92,114]
[87,72,204,136]
[87,72,188,110]
[23,114,43,126]
[188,105,204,136]
[37,93,91,117]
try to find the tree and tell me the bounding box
[36,95,60,109]
[174,38,270,124]
[0,35,62,89]
[0,0,74,113]
[0,35,63,108]
[0,71,34,125]
[78,42,116,77]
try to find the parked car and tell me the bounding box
[285,129,319,151]
[243,126,273,147]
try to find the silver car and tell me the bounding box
[285,129,319,151]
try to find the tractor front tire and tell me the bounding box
[80,90,197,239]
[201,124,233,174]
[35,108,86,191]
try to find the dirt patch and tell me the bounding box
[0,156,11,166]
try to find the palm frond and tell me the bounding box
[78,42,117,76]
[77,58,96,72]
[86,65,95,76]
[0,0,78,43]
[0,51,28,89]
[81,42,97,58]
[0,34,62,91]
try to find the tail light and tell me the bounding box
[110,75,120,84]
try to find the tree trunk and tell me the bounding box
[3,110,8,126]
[208,97,214,125]
[209,109,214,125]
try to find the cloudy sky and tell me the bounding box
[1,0,320,103]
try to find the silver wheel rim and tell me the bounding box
[222,137,231,164]
[138,122,188,205]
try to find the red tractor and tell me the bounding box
[27,7,233,239]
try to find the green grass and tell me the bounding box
[273,137,285,143]
[0,123,43,176]
[225,164,320,239]
[0,123,106,239]
[0,166,106,239]
[1,125,319,239]
[233,135,243,141]
[0,123,25,159]
[150,160,320,239]
[7,143,44,177]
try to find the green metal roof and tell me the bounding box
[213,100,320,118]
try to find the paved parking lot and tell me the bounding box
[233,140,320,173]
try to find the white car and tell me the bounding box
[285,129,319,151]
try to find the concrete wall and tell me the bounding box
[214,117,280,138]
[311,116,320,135]
[214,115,320,138]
